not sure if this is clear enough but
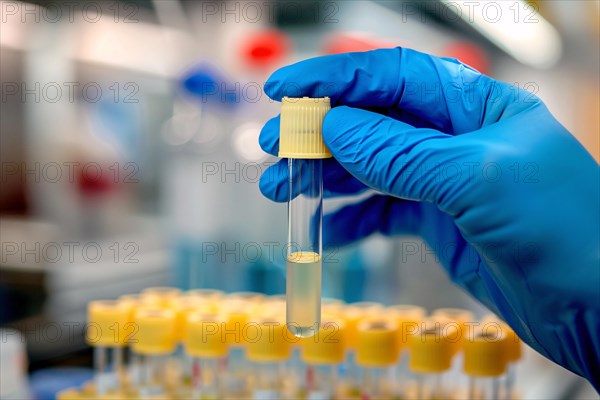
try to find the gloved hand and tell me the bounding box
[258,48,600,389]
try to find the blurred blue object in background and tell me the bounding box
[181,64,238,107]
[29,368,92,400]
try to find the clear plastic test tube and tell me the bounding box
[301,316,346,400]
[131,307,177,398]
[463,327,509,400]
[387,305,426,397]
[278,97,332,338]
[87,300,130,397]
[481,314,522,400]
[221,296,261,398]
[355,318,401,400]
[431,307,476,395]
[408,319,457,400]
[184,311,228,399]
[342,302,384,395]
[246,315,293,399]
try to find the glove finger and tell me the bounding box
[259,108,438,159]
[260,158,369,203]
[259,115,280,156]
[323,105,475,212]
[265,47,536,134]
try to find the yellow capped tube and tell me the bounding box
[86,300,130,396]
[220,298,264,398]
[431,307,475,351]
[301,316,346,399]
[131,307,177,397]
[246,316,294,399]
[340,302,384,397]
[280,97,331,339]
[463,327,509,400]
[408,319,458,400]
[387,304,426,398]
[387,304,426,349]
[185,312,228,399]
[343,302,384,350]
[481,314,522,400]
[356,318,400,399]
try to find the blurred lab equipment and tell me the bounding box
[0,1,598,399]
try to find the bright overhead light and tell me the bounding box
[440,0,563,69]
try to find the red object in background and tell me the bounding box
[322,32,399,55]
[443,42,490,75]
[240,30,291,71]
[76,163,116,196]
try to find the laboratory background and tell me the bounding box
[1,0,599,399]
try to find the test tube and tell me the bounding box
[87,300,130,397]
[117,294,148,392]
[431,307,476,395]
[463,327,509,400]
[168,295,208,396]
[342,302,384,395]
[387,305,426,397]
[481,315,522,400]
[184,311,229,399]
[131,307,177,398]
[278,97,332,338]
[221,298,260,397]
[301,316,346,400]
[407,319,457,400]
[246,315,293,399]
[355,318,400,399]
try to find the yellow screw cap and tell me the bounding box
[132,307,177,355]
[86,300,130,347]
[278,97,332,159]
[185,311,228,359]
[169,296,210,343]
[387,304,426,348]
[409,319,457,373]
[431,307,475,354]
[481,314,522,362]
[246,316,292,362]
[356,318,400,367]
[431,308,475,337]
[302,316,346,365]
[140,287,181,307]
[463,328,509,377]
[343,302,384,350]
[118,293,163,317]
[221,292,264,347]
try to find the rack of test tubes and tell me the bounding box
[57,287,522,400]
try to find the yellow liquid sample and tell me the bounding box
[286,251,321,338]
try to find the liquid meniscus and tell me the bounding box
[286,251,321,338]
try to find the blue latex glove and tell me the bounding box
[258,48,600,389]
